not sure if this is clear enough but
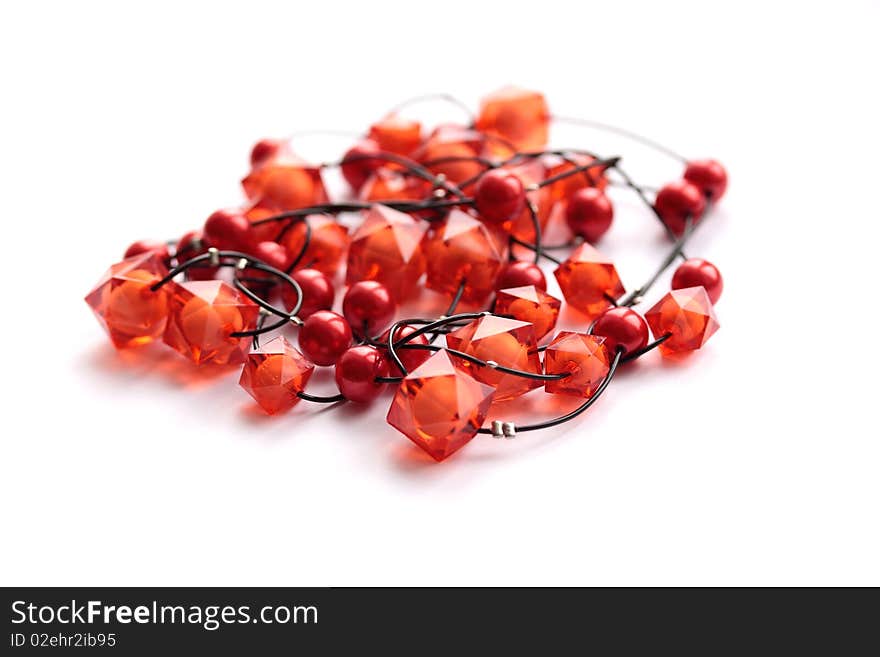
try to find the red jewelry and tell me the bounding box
[85,88,726,462]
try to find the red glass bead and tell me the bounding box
[242,199,287,243]
[672,258,723,304]
[378,324,431,376]
[543,332,610,398]
[446,314,542,401]
[654,180,706,237]
[543,153,608,203]
[359,169,431,203]
[496,260,547,291]
[85,252,173,349]
[239,336,314,414]
[335,345,389,404]
[474,169,526,225]
[345,205,427,300]
[163,280,259,365]
[423,208,508,303]
[644,287,720,354]
[368,114,422,156]
[298,310,352,366]
[341,139,383,191]
[248,240,290,271]
[242,153,329,211]
[175,230,215,281]
[342,280,396,337]
[554,244,625,319]
[280,214,350,276]
[386,350,495,462]
[475,87,550,151]
[564,188,614,243]
[281,268,334,319]
[591,307,649,357]
[506,159,552,243]
[250,138,287,168]
[414,124,484,183]
[684,159,728,201]
[203,208,253,251]
[494,285,561,340]
[124,240,170,263]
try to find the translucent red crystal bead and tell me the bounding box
[241,153,329,212]
[644,287,720,354]
[386,350,495,462]
[543,332,611,398]
[554,244,625,319]
[475,87,549,151]
[494,285,560,341]
[280,214,350,276]
[239,336,315,414]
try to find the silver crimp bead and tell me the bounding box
[502,422,516,439]
[207,247,220,266]
[491,420,504,439]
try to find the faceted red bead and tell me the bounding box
[163,280,259,365]
[543,332,610,398]
[378,324,431,376]
[345,205,427,300]
[342,280,396,337]
[239,336,315,414]
[496,260,547,291]
[298,310,352,366]
[684,159,728,201]
[414,124,484,183]
[386,350,495,462]
[644,286,720,354]
[654,180,706,237]
[282,268,334,319]
[335,345,388,404]
[359,169,431,203]
[564,188,614,243]
[250,138,287,168]
[506,159,553,243]
[341,139,383,191]
[203,208,253,251]
[242,153,329,211]
[474,169,526,225]
[446,314,542,402]
[423,208,508,303]
[672,258,723,304]
[542,153,608,203]
[591,307,649,357]
[553,244,625,319]
[280,214,350,276]
[368,115,422,156]
[475,87,550,151]
[494,285,561,341]
[85,252,174,349]
[242,199,287,243]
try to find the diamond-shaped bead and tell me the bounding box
[163,280,259,365]
[475,87,549,152]
[386,350,495,462]
[423,208,508,302]
[345,205,427,300]
[241,153,329,211]
[279,213,350,276]
[446,315,542,401]
[542,153,608,204]
[368,114,422,156]
[239,336,315,414]
[494,285,561,340]
[554,244,625,319]
[543,332,610,398]
[414,124,484,184]
[359,169,431,203]
[644,286,720,354]
[84,252,174,349]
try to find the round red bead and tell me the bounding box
[283,268,334,319]
[335,345,389,403]
[203,209,253,251]
[591,307,649,357]
[496,260,547,291]
[564,188,613,243]
[298,310,352,366]
[124,240,170,262]
[341,139,383,191]
[175,230,215,280]
[654,180,706,237]
[672,258,723,304]
[684,159,728,201]
[379,324,431,375]
[250,138,285,167]
[342,280,397,337]
[249,240,289,271]
[474,169,526,225]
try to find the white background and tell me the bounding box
[1,1,878,586]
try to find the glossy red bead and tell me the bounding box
[124,240,170,262]
[175,230,215,280]
[342,280,396,337]
[644,287,720,354]
[378,324,431,376]
[341,139,383,191]
[474,169,526,225]
[564,188,614,243]
[684,159,728,201]
[672,258,723,304]
[654,180,706,237]
[298,310,352,366]
[282,268,334,319]
[250,138,287,168]
[496,261,547,291]
[203,209,253,251]
[249,240,289,270]
[335,345,389,403]
[591,307,649,357]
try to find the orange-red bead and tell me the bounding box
[644,287,720,354]
[280,214,350,276]
[239,336,315,414]
[475,87,549,152]
[163,280,259,365]
[345,205,427,300]
[242,153,329,211]
[494,285,561,340]
[423,208,508,303]
[553,244,625,319]
[85,252,173,349]
[386,350,495,462]
[368,114,422,156]
[543,332,610,398]
[542,153,608,203]
[415,124,484,184]
[446,314,542,402]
